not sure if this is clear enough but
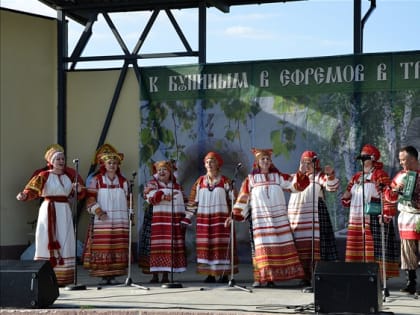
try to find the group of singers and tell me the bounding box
[16,143,419,295]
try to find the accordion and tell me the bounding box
[398,171,419,209]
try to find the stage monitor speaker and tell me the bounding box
[0,260,59,308]
[314,261,382,314]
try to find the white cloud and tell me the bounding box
[224,26,274,40]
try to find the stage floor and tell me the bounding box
[0,263,419,315]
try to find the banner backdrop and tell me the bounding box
[138,51,420,261]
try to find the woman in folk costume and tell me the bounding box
[287,151,340,287]
[232,148,309,288]
[181,151,237,283]
[16,144,86,286]
[82,144,129,285]
[143,160,187,283]
[341,144,400,282]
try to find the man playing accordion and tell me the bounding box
[385,145,420,295]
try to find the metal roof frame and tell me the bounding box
[39,0,376,177]
[39,0,303,24]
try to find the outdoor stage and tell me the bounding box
[0,263,418,315]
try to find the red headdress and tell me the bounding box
[204,151,223,168]
[361,144,381,161]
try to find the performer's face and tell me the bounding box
[258,155,271,172]
[399,151,416,171]
[105,159,119,172]
[300,158,314,174]
[360,151,374,166]
[52,153,65,170]
[205,158,219,173]
[157,167,170,182]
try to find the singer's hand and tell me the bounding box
[180,217,191,227]
[394,183,404,192]
[72,183,83,193]
[98,211,108,221]
[379,215,392,224]
[16,192,27,201]
[341,198,351,208]
[342,191,351,199]
[163,191,179,201]
[324,165,333,176]
[224,216,232,228]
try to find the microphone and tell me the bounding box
[72,158,79,164]
[233,162,243,180]
[311,156,318,163]
[132,171,137,179]
[356,154,373,161]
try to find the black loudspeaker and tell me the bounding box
[314,261,382,314]
[0,260,59,308]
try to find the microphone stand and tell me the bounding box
[227,164,252,293]
[379,186,389,301]
[118,172,149,290]
[303,157,317,293]
[65,159,86,291]
[162,165,183,288]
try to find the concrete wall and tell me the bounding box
[0,9,140,258]
[1,9,57,255]
[66,69,139,242]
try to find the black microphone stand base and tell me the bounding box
[302,286,313,293]
[383,287,390,301]
[161,282,183,288]
[228,278,252,293]
[64,283,87,291]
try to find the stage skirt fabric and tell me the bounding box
[192,176,237,276]
[138,205,153,274]
[370,215,400,277]
[248,173,304,283]
[318,198,338,261]
[288,177,321,280]
[345,182,376,263]
[83,176,129,278]
[345,177,399,278]
[149,187,187,273]
[34,174,76,286]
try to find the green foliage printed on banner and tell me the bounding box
[138,51,420,232]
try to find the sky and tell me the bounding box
[1,0,419,68]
